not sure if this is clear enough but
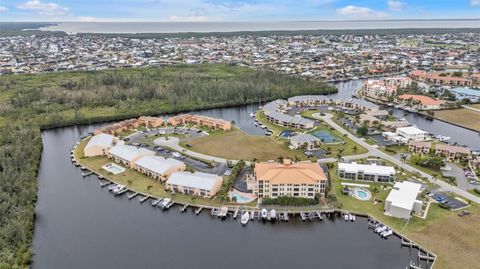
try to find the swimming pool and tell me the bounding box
[229,191,256,204]
[352,189,371,201]
[102,163,126,175]
[312,130,342,143]
[279,130,296,138]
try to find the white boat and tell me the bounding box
[113,185,125,194]
[376,226,387,234]
[108,184,118,191]
[261,209,268,220]
[381,229,393,238]
[249,112,255,118]
[218,206,228,218]
[160,198,171,208]
[269,209,277,221]
[349,213,355,221]
[344,213,349,221]
[241,212,250,225]
[254,122,259,126]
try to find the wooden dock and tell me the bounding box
[195,206,203,215]
[233,207,240,219]
[139,195,150,203]
[127,192,139,200]
[181,204,189,212]
[82,171,93,177]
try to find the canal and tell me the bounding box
[33,79,477,268]
[33,123,432,269]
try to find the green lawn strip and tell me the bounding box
[74,138,227,207]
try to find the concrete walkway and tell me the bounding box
[312,113,480,204]
[463,105,480,113]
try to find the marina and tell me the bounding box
[29,98,466,269]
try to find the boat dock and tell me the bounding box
[82,171,93,177]
[195,207,203,215]
[127,192,139,200]
[139,195,150,203]
[181,204,189,212]
[233,207,240,219]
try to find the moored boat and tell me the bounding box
[261,208,268,220]
[241,211,250,225]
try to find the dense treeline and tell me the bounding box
[0,124,41,268]
[0,64,336,268]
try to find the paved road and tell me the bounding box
[313,113,480,204]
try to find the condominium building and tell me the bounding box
[396,126,428,141]
[167,114,231,130]
[264,111,314,129]
[338,162,395,182]
[385,181,423,220]
[84,133,117,157]
[408,141,432,155]
[107,145,155,168]
[289,133,321,150]
[138,116,164,127]
[248,160,328,199]
[409,70,473,86]
[135,156,186,181]
[398,94,444,110]
[434,144,471,161]
[94,118,140,135]
[363,80,397,101]
[166,172,223,198]
[287,95,331,106]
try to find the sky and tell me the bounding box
[0,0,479,22]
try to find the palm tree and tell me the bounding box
[372,186,380,203]
[352,145,358,153]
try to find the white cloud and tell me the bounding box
[471,0,480,7]
[337,5,388,18]
[0,6,8,12]
[387,1,407,11]
[17,0,70,16]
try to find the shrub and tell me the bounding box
[262,196,319,206]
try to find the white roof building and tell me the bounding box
[338,162,396,182]
[107,145,154,167]
[396,126,428,141]
[84,133,116,157]
[135,156,185,180]
[385,181,423,219]
[166,172,223,197]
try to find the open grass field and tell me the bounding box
[434,108,480,132]
[180,128,306,161]
[329,166,480,269]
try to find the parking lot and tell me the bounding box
[426,189,468,210]
[125,127,228,176]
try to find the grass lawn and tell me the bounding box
[329,165,480,269]
[434,108,480,132]
[180,127,307,161]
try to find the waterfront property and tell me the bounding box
[408,141,432,155]
[167,114,232,130]
[434,144,471,161]
[362,79,397,101]
[264,110,314,129]
[289,133,320,150]
[134,156,186,181]
[138,116,164,127]
[384,181,423,220]
[107,145,155,168]
[397,94,445,110]
[84,133,117,157]
[166,171,223,198]
[396,126,428,141]
[338,162,395,183]
[382,131,408,144]
[247,159,328,198]
[409,70,473,86]
[94,118,140,135]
